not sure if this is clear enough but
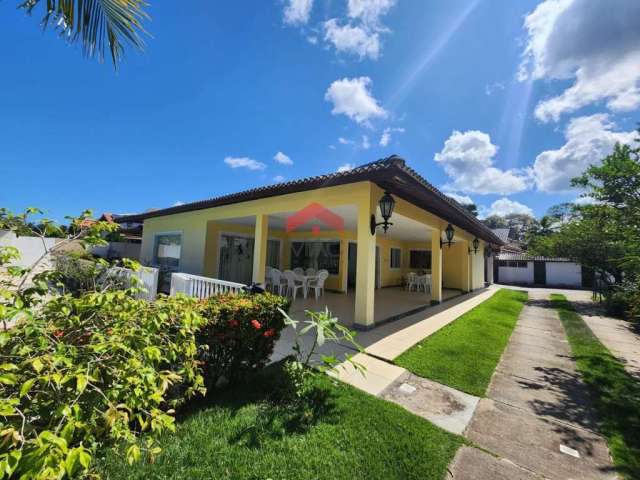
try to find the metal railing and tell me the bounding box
[170,273,246,299]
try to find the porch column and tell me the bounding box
[463,242,471,292]
[252,214,268,286]
[354,187,376,329]
[431,228,442,303]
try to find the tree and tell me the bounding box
[19,0,149,66]
[482,215,508,229]
[462,203,479,217]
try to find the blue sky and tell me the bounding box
[1,0,639,222]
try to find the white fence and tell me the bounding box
[105,266,159,301]
[170,273,245,299]
[0,231,59,268]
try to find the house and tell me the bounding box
[114,156,504,329]
[86,213,144,261]
[491,228,524,254]
[495,253,591,288]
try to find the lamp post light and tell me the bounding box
[370,191,396,234]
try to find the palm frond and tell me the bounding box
[19,0,150,67]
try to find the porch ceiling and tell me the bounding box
[216,205,435,242]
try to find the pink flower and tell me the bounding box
[251,319,262,330]
[263,328,276,338]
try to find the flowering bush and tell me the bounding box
[0,291,207,479]
[197,293,290,386]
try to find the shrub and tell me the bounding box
[197,293,290,387]
[0,292,206,479]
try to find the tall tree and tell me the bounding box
[19,0,149,66]
[462,203,479,217]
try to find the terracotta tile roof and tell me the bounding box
[498,253,573,262]
[115,156,504,245]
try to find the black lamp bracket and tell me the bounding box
[370,215,393,235]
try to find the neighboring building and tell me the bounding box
[496,253,591,288]
[491,228,524,254]
[114,156,504,329]
[86,213,143,261]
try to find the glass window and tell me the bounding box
[153,234,181,268]
[390,248,402,269]
[409,250,431,269]
[266,239,280,268]
[290,241,340,274]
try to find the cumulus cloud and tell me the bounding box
[531,114,636,192]
[283,0,314,25]
[482,198,534,218]
[520,0,640,122]
[273,175,286,182]
[172,201,185,207]
[224,156,266,171]
[434,130,530,195]
[338,137,353,145]
[347,0,396,24]
[273,151,293,165]
[445,192,474,206]
[337,163,355,172]
[325,77,387,125]
[361,135,371,150]
[323,19,380,60]
[379,127,405,147]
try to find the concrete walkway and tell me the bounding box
[452,291,616,480]
[572,302,640,379]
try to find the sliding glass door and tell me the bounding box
[218,235,281,285]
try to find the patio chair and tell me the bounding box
[293,267,305,276]
[283,270,305,300]
[307,270,329,300]
[264,266,273,290]
[269,269,287,295]
[406,272,417,291]
[317,269,329,277]
[305,268,316,276]
[416,274,431,293]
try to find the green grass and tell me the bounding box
[550,294,640,480]
[395,289,528,397]
[97,365,463,480]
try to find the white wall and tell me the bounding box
[92,242,141,261]
[0,230,59,268]
[546,262,582,287]
[499,262,534,284]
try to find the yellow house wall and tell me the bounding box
[470,240,486,290]
[442,241,470,291]
[140,180,485,294]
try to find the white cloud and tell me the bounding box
[283,0,314,25]
[379,127,405,147]
[338,137,352,145]
[347,0,396,25]
[445,192,474,205]
[337,163,355,172]
[323,19,380,60]
[434,130,530,195]
[273,175,286,182]
[520,0,640,122]
[361,135,370,149]
[223,156,266,171]
[531,114,636,192]
[325,77,387,126]
[482,198,534,218]
[273,151,293,165]
[484,82,505,96]
[172,201,185,207]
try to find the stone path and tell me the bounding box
[451,291,616,480]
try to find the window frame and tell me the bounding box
[389,247,402,270]
[152,231,183,270]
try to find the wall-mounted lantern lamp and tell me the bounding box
[370,191,395,234]
[468,237,480,254]
[485,244,493,258]
[440,223,456,248]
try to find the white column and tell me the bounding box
[354,186,377,328]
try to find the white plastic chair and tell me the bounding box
[293,267,305,276]
[283,270,305,300]
[406,272,417,291]
[264,266,273,291]
[308,270,329,300]
[269,269,287,295]
[415,274,431,293]
[305,268,316,276]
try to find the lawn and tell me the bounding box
[551,294,640,480]
[98,365,463,480]
[395,289,528,396]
